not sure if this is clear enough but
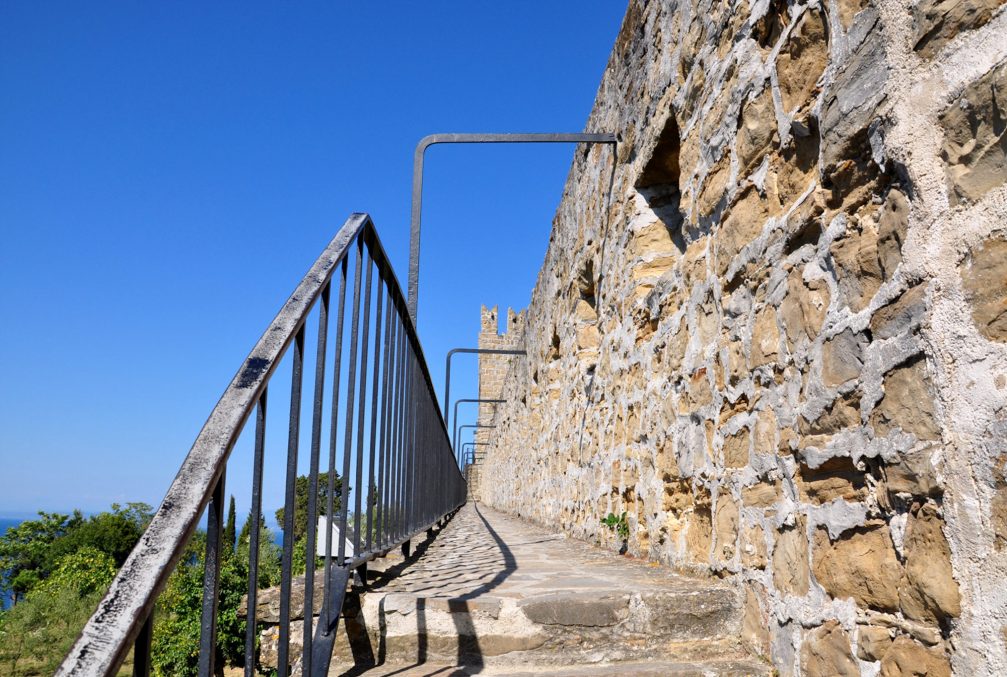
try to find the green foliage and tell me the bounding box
[223,496,236,557]
[0,503,152,603]
[50,503,153,567]
[38,546,116,597]
[274,471,344,542]
[0,511,83,602]
[236,514,282,590]
[151,518,282,676]
[600,511,630,541]
[0,545,118,676]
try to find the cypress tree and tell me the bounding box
[223,495,236,556]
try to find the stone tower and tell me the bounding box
[466,306,524,491]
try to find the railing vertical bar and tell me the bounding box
[132,610,153,677]
[198,471,226,677]
[323,258,348,625]
[405,355,417,535]
[365,276,385,553]
[302,282,330,675]
[338,237,364,565]
[244,391,268,676]
[352,256,374,556]
[395,326,408,542]
[277,326,306,675]
[376,296,395,550]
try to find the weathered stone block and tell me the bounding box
[871,356,941,441]
[780,269,830,344]
[879,635,951,677]
[777,9,829,113]
[822,328,868,386]
[856,624,894,661]
[715,493,739,562]
[800,620,859,677]
[751,307,781,368]
[813,522,901,611]
[737,86,778,173]
[900,503,961,622]
[773,515,810,596]
[797,457,868,504]
[961,237,1007,341]
[871,284,927,340]
[519,592,629,627]
[723,428,751,468]
[913,0,1007,59]
[742,523,769,569]
[939,60,1007,205]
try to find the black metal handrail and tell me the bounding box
[57,213,467,677]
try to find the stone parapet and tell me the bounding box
[477,1,1007,675]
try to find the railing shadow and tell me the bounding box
[336,502,516,676]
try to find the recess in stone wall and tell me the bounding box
[635,113,685,251]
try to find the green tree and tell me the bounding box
[223,496,236,557]
[37,546,116,597]
[274,471,344,542]
[0,547,117,676]
[236,514,282,589]
[51,502,153,567]
[0,511,83,602]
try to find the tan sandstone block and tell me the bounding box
[939,60,1007,204]
[742,523,769,569]
[751,307,781,368]
[716,185,777,278]
[961,237,1007,342]
[698,156,731,217]
[780,269,830,345]
[776,9,829,113]
[857,624,894,661]
[773,515,810,596]
[723,429,751,468]
[737,85,778,174]
[871,356,941,441]
[879,636,951,677]
[813,522,901,611]
[800,620,860,677]
[742,582,771,654]
[914,0,1007,59]
[900,503,961,622]
[715,494,740,562]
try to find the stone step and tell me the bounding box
[252,503,764,675]
[335,503,752,669]
[328,656,771,676]
[365,585,741,666]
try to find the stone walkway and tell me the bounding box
[325,502,768,676]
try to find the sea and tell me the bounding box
[0,517,20,610]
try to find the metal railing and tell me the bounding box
[58,213,467,677]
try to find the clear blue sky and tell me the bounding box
[0,3,626,522]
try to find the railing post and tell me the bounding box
[277,326,306,675]
[198,471,226,677]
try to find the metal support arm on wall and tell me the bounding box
[453,424,496,464]
[451,398,504,455]
[407,133,617,323]
[444,347,526,429]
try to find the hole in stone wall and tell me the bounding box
[577,258,597,308]
[635,113,686,252]
[754,0,790,50]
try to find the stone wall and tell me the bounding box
[477,1,1007,675]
